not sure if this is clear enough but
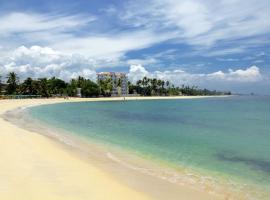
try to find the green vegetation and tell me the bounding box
[0,73,230,98]
[67,76,99,97]
[129,76,231,96]
[6,72,19,94]
[98,78,113,96]
[0,74,99,98]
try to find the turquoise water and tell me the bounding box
[29,96,270,197]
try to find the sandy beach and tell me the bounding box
[0,97,224,200]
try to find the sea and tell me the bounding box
[27,96,270,199]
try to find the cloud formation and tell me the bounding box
[0,11,170,61]
[207,66,262,82]
[121,0,270,52]
[1,46,263,84]
[0,46,96,81]
[128,64,264,91]
[0,12,95,35]
[2,0,269,60]
[0,1,269,93]
[0,46,267,94]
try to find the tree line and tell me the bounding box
[129,77,231,96]
[0,72,100,97]
[0,72,230,98]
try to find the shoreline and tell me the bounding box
[0,96,229,200]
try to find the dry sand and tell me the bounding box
[0,97,224,200]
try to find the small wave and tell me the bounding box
[5,105,269,200]
[106,152,268,200]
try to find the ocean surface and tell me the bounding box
[28,96,270,199]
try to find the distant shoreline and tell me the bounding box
[0,94,232,101]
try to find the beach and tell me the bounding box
[0,97,228,200]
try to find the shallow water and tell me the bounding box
[29,96,270,199]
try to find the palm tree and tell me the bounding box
[37,78,49,97]
[20,77,34,95]
[6,72,19,94]
[99,78,113,96]
[47,77,67,95]
[80,79,99,97]
[136,80,142,87]
[161,80,165,95]
[156,79,163,95]
[77,76,84,88]
[141,77,151,96]
[151,78,158,95]
[166,80,170,88]
[142,77,147,88]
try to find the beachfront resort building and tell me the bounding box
[97,72,128,96]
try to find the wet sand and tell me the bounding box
[0,97,225,200]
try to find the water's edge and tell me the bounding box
[2,103,268,200]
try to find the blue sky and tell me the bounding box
[0,0,269,94]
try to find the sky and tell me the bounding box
[0,0,269,94]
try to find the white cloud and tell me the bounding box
[217,58,239,62]
[0,12,96,52]
[51,30,170,58]
[0,1,269,62]
[253,60,264,64]
[128,64,264,91]
[207,66,262,82]
[0,46,97,81]
[0,3,269,94]
[203,47,246,57]
[127,64,149,83]
[0,12,95,36]
[127,58,158,66]
[121,0,270,49]
[0,47,266,94]
[0,11,171,61]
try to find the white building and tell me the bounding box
[97,72,128,96]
